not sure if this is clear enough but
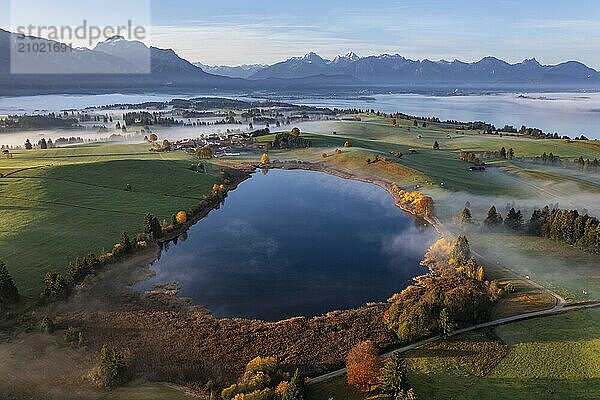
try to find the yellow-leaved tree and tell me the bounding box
[261,153,270,165]
[176,211,187,224]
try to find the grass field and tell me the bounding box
[470,234,600,302]
[2,117,599,399]
[0,143,220,295]
[463,308,600,400]
[307,309,600,400]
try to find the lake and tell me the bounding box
[1,91,600,141]
[137,169,437,321]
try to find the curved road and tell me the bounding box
[308,300,600,384]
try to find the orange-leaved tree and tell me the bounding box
[346,341,381,392]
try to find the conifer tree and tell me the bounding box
[283,369,304,400]
[0,260,19,308]
[484,206,503,227]
[379,353,408,398]
[451,236,471,265]
[459,207,472,224]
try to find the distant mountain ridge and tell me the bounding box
[250,52,600,84]
[0,28,599,95]
[193,62,267,78]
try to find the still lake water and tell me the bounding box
[138,169,437,321]
[1,91,600,140]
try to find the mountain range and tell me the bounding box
[1,28,599,95]
[247,51,599,84]
[193,63,268,79]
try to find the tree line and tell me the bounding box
[461,205,600,254]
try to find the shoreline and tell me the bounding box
[139,159,443,318]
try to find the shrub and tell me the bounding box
[98,344,127,386]
[44,272,69,301]
[64,327,84,346]
[40,316,56,334]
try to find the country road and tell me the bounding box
[308,300,600,385]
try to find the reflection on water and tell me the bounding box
[138,169,437,321]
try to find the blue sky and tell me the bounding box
[2,0,600,67]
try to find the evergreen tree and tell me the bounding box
[44,272,69,300]
[0,260,20,308]
[504,208,523,231]
[451,236,471,265]
[119,231,132,253]
[379,353,408,398]
[143,213,162,240]
[283,369,304,400]
[459,207,472,225]
[438,308,456,338]
[484,206,503,227]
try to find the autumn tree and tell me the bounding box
[176,211,187,224]
[261,153,270,165]
[221,356,285,400]
[344,140,352,148]
[346,341,381,392]
[379,353,408,398]
[0,260,19,309]
[148,133,158,142]
[390,118,397,126]
[290,127,301,136]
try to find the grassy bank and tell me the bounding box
[0,143,220,295]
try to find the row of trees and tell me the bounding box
[459,147,515,166]
[530,207,600,254]
[462,205,600,254]
[531,153,599,174]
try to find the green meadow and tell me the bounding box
[0,143,219,295]
[307,308,600,400]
